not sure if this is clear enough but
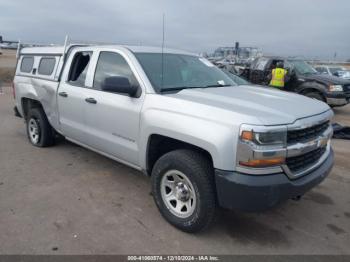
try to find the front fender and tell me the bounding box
[139,108,237,171]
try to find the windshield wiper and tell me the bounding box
[160,86,206,92]
[160,84,231,93]
[205,84,231,87]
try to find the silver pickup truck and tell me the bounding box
[13,44,334,232]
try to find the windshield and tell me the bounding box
[135,53,236,92]
[288,60,317,75]
[329,67,343,74]
[221,69,250,85]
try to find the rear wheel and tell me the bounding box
[26,108,55,147]
[151,149,216,233]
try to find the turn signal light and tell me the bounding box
[239,157,285,168]
[241,131,253,141]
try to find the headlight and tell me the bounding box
[329,85,343,92]
[238,125,287,169]
[241,130,287,146]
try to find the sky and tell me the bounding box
[1,0,349,60]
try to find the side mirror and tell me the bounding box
[101,76,139,97]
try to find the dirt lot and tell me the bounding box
[0,85,349,255]
[0,49,16,83]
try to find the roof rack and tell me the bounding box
[16,35,127,58]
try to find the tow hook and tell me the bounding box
[292,195,302,201]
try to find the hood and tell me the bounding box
[167,85,330,126]
[301,73,350,85]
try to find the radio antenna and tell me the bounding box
[161,13,165,89]
[63,35,69,60]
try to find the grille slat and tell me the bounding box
[287,121,329,144]
[286,147,326,173]
[343,84,350,92]
[343,84,350,96]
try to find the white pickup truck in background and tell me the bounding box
[13,44,334,232]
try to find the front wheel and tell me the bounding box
[151,149,217,233]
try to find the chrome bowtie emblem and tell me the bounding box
[318,137,328,148]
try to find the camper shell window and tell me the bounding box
[20,57,34,73]
[38,57,56,76]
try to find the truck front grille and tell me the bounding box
[287,121,329,144]
[343,84,350,92]
[286,147,326,173]
[343,84,350,96]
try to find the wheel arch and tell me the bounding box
[297,81,327,100]
[21,97,44,120]
[145,134,215,176]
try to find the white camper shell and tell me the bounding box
[16,46,66,81]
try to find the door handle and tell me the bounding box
[85,97,97,104]
[58,92,68,98]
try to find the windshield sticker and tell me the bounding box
[199,58,214,67]
[218,80,225,86]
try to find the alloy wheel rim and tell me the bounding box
[28,118,40,144]
[160,170,197,218]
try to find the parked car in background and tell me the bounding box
[241,56,350,107]
[315,65,350,80]
[221,68,251,85]
[215,58,235,67]
[14,45,334,232]
[337,70,350,80]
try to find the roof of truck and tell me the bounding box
[20,46,65,55]
[20,45,196,56]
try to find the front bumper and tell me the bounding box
[325,92,349,106]
[215,149,334,212]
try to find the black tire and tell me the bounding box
[55,132,66,143]
[151,149,216,233]
[304,92,325,102]
[26,107,55,147]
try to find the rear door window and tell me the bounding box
[68,51,92,87]
[38,57,56,75]
[20,57,34,73]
